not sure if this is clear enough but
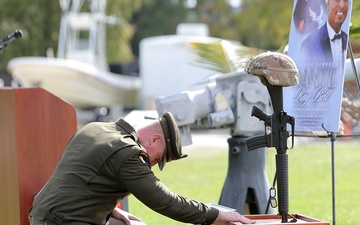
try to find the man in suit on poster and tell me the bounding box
[300,0,349,65]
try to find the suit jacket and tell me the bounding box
[300,23,347,63]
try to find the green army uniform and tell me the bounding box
[29,116,219,225]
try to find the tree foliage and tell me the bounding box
[193,0,240,40]
[232,0,293,50]
[129,0,295,52]
[2,0,360,72]
[106,0,143,63]
[0,0,142,70]
[130,0,190,56]
[0,0,60,68]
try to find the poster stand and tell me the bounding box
[294,129,360,225]
[293,39,360,225]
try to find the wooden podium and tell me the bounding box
[0,88,77,225]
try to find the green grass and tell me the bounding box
[128,139,360,225]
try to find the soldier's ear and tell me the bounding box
[150,134,161,145]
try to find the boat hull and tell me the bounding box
[7,57,141,108]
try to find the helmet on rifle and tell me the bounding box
[245,52,299,87]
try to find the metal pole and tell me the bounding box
[330,132,336,225]
[321,123,337,225]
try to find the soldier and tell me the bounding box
[28,112,254,225]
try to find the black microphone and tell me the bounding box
[0,29,23,46]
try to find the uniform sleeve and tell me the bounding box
[116,150,219,225]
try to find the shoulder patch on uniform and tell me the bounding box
[138,151,149,164]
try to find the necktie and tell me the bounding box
[331,33,342,41]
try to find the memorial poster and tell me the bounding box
[285,0,352,132]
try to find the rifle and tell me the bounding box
[244,79,295,223]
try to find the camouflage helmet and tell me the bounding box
[245,52,299,87]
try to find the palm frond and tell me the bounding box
[188,40,263,74]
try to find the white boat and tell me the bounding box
[7,0,141,108]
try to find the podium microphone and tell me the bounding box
[0,29,23,47]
